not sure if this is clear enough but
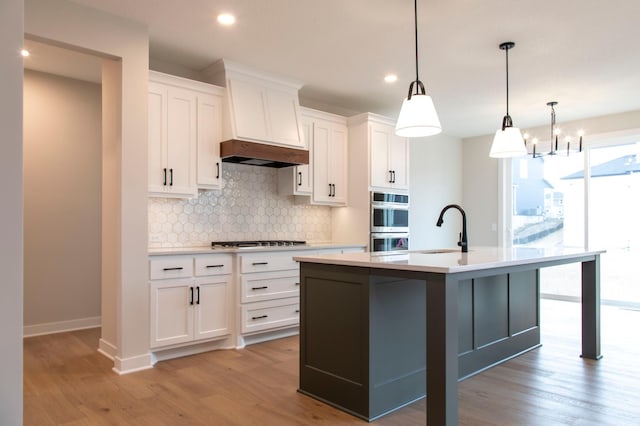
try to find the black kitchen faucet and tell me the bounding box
[436,204,468,253]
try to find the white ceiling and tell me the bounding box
[25,0,640,138]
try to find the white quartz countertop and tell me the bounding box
[293,246,605,274]
[148,242,366,256]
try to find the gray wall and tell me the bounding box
[409,133,464,249]
[0,0,24,423]
[23,70,102,334]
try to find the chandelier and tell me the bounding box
[524,101,584,158]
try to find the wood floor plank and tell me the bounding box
[24,300,640,425]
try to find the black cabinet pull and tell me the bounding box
[392,170,396,183]
[196,286,200,305]
[252,262,268,266]
[297,171,302,186]
[206,264,225,268]
[189,287,194,305]
[163,267,183,271]
[328,183,332,196]
[216,162,220,179]
[389,170,393,183]
[251,315,268,320]
[163,168,167,186]
[251,286,268,290]
[295,282,300,286]
[295,309,300,313]
[169,168,173,186]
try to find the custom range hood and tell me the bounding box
[203,59,309,168]
[220,139,309,168]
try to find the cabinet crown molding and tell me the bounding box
[202,59,304,90]
[347,112,396,127]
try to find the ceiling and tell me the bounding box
[24,0,640,138]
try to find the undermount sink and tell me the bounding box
[415,249,461,254]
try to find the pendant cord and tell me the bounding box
[505,46,509,116]
[414,0,419,89]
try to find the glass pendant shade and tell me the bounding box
[395,94,442,137]
[489,125,527,158]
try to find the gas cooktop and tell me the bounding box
[211,240,307,248]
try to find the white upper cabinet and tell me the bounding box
[148,71,225,197]
[348,113,409,192]
[196,91,224,190]
[278,115,312,196]
[310,111,348,206]
[148,76,197,198]
[204,59,305,149]
[369,121,409,190]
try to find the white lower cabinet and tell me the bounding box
[241,299,300,334]
[237,251,301,345]
[148,246,365,354]
[149,254,232,349]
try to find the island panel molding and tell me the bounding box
[295,246,604,425]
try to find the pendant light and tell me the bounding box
[489,41,527,158]
[395,0,442,138]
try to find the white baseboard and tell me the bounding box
[151,336,235,363]
[98,338,117,361]
[23,316,101,338]
[236,326,299,349]
[112,352,154,375]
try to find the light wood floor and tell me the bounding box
[24,300,640,425]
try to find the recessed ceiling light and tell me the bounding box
[384,74,398,83]
[21,49,30,57]
[217,13,236,26]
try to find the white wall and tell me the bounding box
[409,134,464,249]
[23,70,102,335]
[25,0,150,373]
[0,0,24,423]
[462,109,640,247]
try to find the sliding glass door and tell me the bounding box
[509,133,639,308]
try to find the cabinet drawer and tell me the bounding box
[149,256,193,280]
[239,252,299,273]
[241,270,300,303]
[241,299,300,334]
[194,254,233,276]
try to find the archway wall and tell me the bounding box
[25,0,151,372]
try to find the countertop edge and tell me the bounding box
[293,247,605,274]
[148,242,367,256]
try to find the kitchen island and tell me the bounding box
[294,246,603,425]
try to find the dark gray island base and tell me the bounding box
[295,247,603,425]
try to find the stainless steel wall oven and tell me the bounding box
[370,192,409,251]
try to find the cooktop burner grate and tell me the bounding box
[211,240,307,248]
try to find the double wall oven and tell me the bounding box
[370,191,409,252]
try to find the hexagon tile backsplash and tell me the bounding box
[148,163,332,248]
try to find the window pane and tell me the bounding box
[512,153,585,298]
[588,143,640,305]
[512,154,585,249]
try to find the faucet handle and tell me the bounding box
[457,232,462,247]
